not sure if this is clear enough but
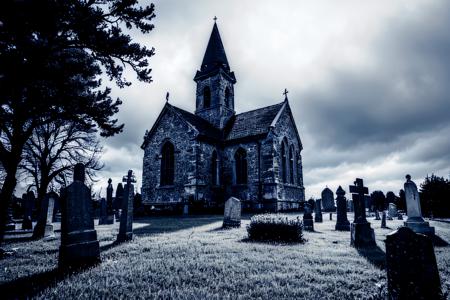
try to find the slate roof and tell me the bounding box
[170,105,223,140]
[224,102,285,141]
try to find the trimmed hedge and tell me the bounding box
[246,214,305,243]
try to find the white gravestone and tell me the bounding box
[223,197,241,228]
[404,174,434,236]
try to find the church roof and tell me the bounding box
[224,102,285,141]
[170,105,223,140]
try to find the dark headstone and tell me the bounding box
[98,198,107,225]
[303,203,314,231]
[329,213,332,221]
[321,187,336,212]
[381,211,387,228]
[314,199,323,223]
[114,183,124,221]
[117,170,135,242]
[105,178,114,224]
[33,191,57,239]
[386,227,443,299]
[349,178,376,248]
[335,186,350,231]
[375,210,381,220]
[223,197,241,228]
[59,163,100,269]
[22,191,34,230]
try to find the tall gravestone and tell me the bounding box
[350,178,376,247]
[114,183,124,221]
[117,170,135,242]
[223,197,241,228]
[33,191,56,239]
[381,211,387,228]
[98,198,107,225]
[404,174,435,237]
[335,186,350,231]
[386,227,442,299]
[44,193,56,240]
[59,163,100,269]
[303,202,314,231]
[314,199,323,223]
[321,187,336,212]
[106,178,114,224]
[21,191,33,230]
[388,203,397,219]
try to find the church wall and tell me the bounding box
[141,108,197,206]
[271,106,305,210]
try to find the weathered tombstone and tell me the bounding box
[33,191,56,239]
[349,178,376,247]
[314,199,323,223]
[43,193,56,240]
[114,183,124,221]
[98,198,107,225]
[59,163,100,269]
[388,203,398,219]
[21,191,33,230]
[404,174,435,237]
[303,203,314,231]
[347,199,354,212]
[117,170,135,242]
[335,186,350,231]
[381,211,387,228]
[375,210,381,220]
[105,178,114,224]
[223,197,241,228]
[386,227,442,299]
[321,187,336,212]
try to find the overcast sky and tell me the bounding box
[40,0,449,199]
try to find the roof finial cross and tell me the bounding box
[166,91,169,102]
[283,88,289,100]
[213,16,217,23]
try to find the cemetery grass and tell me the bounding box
[1,215,450,299]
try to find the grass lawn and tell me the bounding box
[1,214,449,299]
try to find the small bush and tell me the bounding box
[246,214,305,243]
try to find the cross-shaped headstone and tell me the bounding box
[283,88,289,100]
[122,170,136,185]
[349,178,369,223]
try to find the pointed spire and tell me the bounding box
[200,21,230,72]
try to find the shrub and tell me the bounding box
[246,214,304,243]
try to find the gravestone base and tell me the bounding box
[59,229,100,269]
[405,218,435,237]
[223,218,241,228]
[335,220,350,231]
[303,218,314,231]
[105,215,114,224]
[314,213,323,223]
[117,232,133,242]
[351,222,376,247]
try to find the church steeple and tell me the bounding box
[194,20,236,129]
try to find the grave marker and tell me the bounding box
[223,197,241,228]
[117,170,135,242]
[349,178,376,247]
[314,199,323,223]
[335,186,350,231]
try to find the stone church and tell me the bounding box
[141,22,305,212]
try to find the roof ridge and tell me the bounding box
[235,101,285,116]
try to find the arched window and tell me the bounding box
[224,87,230,108]
[203,86,211,108]
[160,142,174,186]
[212,150,219,185]
[289,147,294,184]
[281,140,288,183]
[234,148,247,184]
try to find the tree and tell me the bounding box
[21,121,103,238]
[0,0,155,244]
[371,190,386,212]
[386,191,396,205]
[397,189,406,211]
[420,174,450,218]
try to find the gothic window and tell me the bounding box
[224,87,230,108]
[212,150,219,185]
[160,142,174,186]
[203,86,211,108]
[289,146,294,184]
[281,139,288,183]
[234,148,247,184]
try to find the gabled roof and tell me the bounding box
[224,102,285,141]
[170,105,222,140]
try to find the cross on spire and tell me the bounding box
[283,88,289,100]
[213,16,217,23]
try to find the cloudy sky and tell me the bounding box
[78,0,450,199]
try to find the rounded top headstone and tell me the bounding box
[73,163,85,183]
[406,174,411,181]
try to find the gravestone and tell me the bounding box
[183,203,189,215]
[44,193,56,240]
[349,178,376,248]
[388,203,397,219]
[303,203,314,231]
[404,174,435,237]
[347,199,354,212]
[314,199,323,223]
[335,186,350,231]
[386,227,442,299]
[329,213,332,221]
[98,198,107,225]
[223,197,241,228]
[381,211,387,228]
[321,187,336,212]
[21,191,34,230]
[375,210,381,220]
[398,213,403,220]
[117,170,135,242]
[105,178,114,224]
[5,205,15,231]
[33,191,56,239]
[59,163,100,269]
[114,183,124,221]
